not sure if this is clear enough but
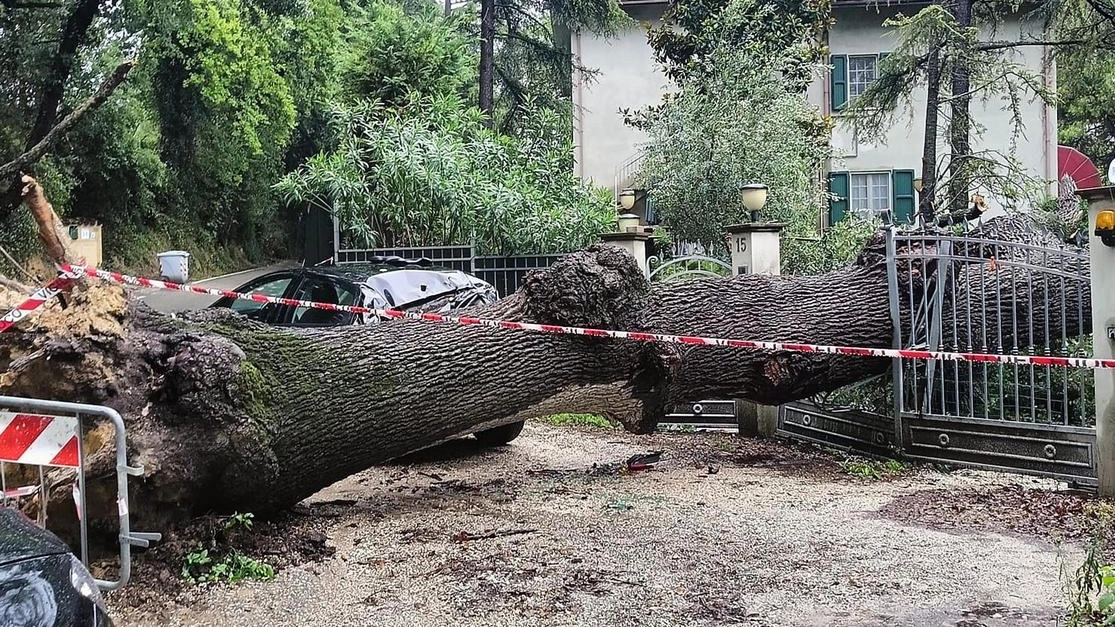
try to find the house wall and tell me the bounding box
[574,2,1057,216]
[572,4,669,188]
[819,4,1057,218]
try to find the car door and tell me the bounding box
[274,274,361,327]
[212,272,299,324]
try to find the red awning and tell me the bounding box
[1058,145,1102,188]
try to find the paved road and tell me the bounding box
[138,262,296,313]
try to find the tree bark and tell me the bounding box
[947,0,973,217]
[548,0,573,99]
[479,0,496,127]
[0,245,899,528]
[920,47,941,225]
[0,221,1091,534]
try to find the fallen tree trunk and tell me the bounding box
[0,244,897,527]
[0,217,1091,532]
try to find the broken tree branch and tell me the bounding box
[452,529,538,542]
[0,245,41,284]
[0,60,135,181]
[20,175,78,265]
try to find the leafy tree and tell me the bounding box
[0,0,607,272]
[633,38,839,268]
[276,95,613,254]
[0,0,105,220]
[1057,47,1115,171]
[1047,0,1115,173]
[338,1,475,106]
[631,0,849,272]
[471,0,628,132]
[645,0,831,89]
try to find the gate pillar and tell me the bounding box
[1081,186,1115,496]
[726,222,785,276]
[601,231,651,277]
[727,222,784,437]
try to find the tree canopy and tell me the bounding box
[0,0,615,275]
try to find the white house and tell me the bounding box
[572,0,1058,226]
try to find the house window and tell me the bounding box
[847,56,878,100]
[849,172,891,218]
[830,53,887,111]
[829,169,915,225]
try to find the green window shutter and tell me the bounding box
[892,169,915,224]
[829,171,849,225]
[830,55,847,112]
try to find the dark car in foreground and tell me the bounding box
[0,507,112,627]
[210,258,525,445]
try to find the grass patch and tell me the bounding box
[838,457,910,480]
[541,413,615,430]
[180,512,276,585]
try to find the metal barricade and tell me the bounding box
[0,395,161,590]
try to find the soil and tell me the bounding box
[878,484,1101,544]
[106,422,1091,627]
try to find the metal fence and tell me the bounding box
[335,244,565,298]
[768,227,1097,484]
[474,254,565,297]
[335,245,475,273]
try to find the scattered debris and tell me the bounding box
[451,528,537,543]
[625,450,663,472]
[527,450,666,477]
[879,483,1096,542]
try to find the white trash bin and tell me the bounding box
[157,251,190,283]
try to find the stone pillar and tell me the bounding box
[726,222,785,437]
[726,223,785,276]
[1079,186,1115,496]
[600,231,651,277]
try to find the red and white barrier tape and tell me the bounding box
[0,273,75,334]
[55,263,1115,370]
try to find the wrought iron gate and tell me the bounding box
[884,228,1096,483]
[776,227,1096,485]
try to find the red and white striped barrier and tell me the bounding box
[55,263,1115,370]
[0,273,74,334]
[0,411,80,468]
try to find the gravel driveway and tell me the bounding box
[109,422,1083,627]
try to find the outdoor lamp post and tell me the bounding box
[619,188,636,211]
[913,177,924,193]
[741,183,769,222]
